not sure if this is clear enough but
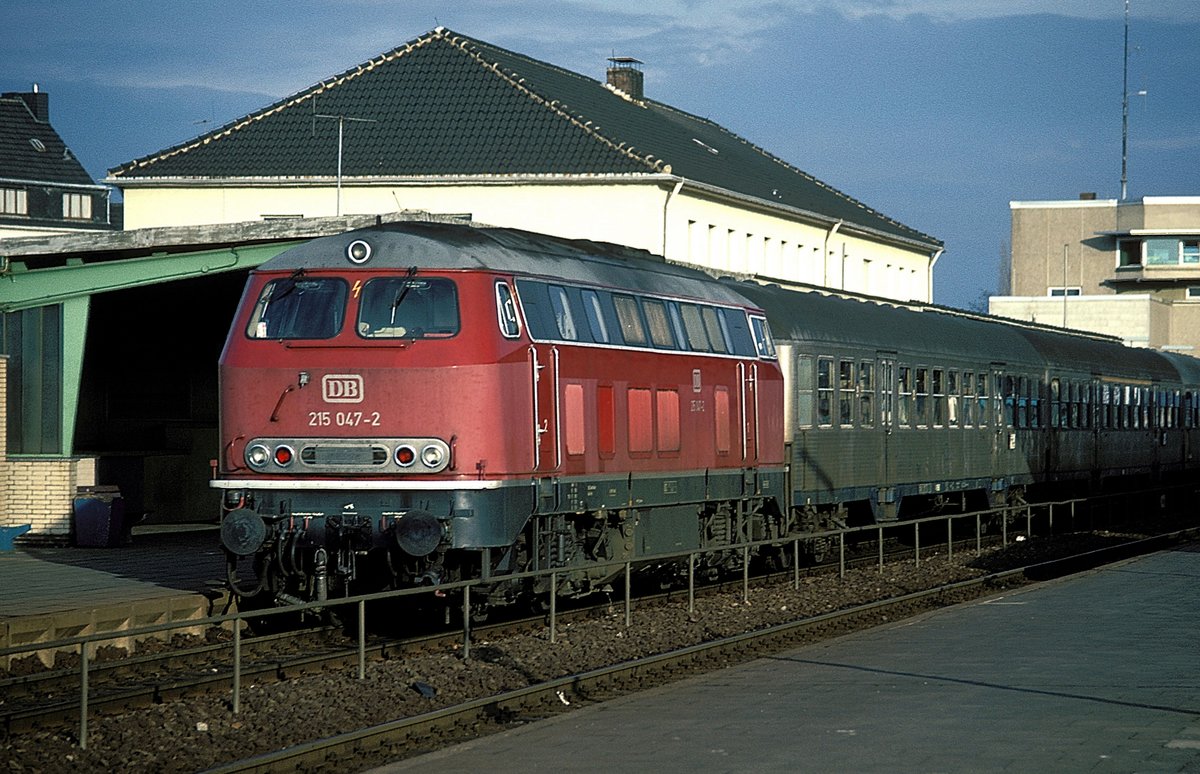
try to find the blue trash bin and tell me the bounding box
[73,492,126,548]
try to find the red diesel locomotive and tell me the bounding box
[215,221,787,608]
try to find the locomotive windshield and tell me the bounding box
[246,276,348,340]
[357,277,460,338]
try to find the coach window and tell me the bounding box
[613,294,647,346]
[962,372,974,426]
[1050,378,1062,428]
[817,358,834,427]
[839,360,854,426]
[643,299,676,349]
[1082,383,1092,429]
[249,276,348,340]
[796,355,814,428]
[978,372,989,427]
[581,289,610,343]
[1003,376,1015,426]
[898,366,912,427]
[358,277,460,339]
[495,282,521,338]
[879,361,894,428]
[859,361,874,427]
[1186,392,1195,429]
[930,369,944,427]
[915,368,930,427]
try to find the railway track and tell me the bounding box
[209,527,1199,773]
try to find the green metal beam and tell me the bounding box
[61,296,89,455]
[0,242,304,313]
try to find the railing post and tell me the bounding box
[688,553,696,614]
[233,621,242,714]
[461,586,471,662]
[793,539,800,590]
[976,513,982,553]
[79,641,89,750]
[624,561,632,628]
[947,514,953,560]
[838,532,845,578]
[1026,505,1032,538]
[742,545,750,604]
[914,521,921,568]
[1048,503,1054,537]
[358,599,367,678]
[878,526,884,572]
[1002,509,1008,547]
[549,571,557,643]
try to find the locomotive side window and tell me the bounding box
[642,300,677,349]
[613,295,647,346]
[495,282,521,338]
[679,305,711,352]
[749,315,777,359]
[548,285,579,340]
[580,290,610,343]
[247,277,348,340]
[358,277,460,338]
[817,358,834,427]
[701,307,728,354]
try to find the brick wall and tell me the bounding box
[0,354,78,541]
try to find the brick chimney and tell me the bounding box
[3,83,50,122]
[606,57,644,100]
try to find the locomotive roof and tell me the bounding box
[256,221,756,307]
[732,280,1183,382]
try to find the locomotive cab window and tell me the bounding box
[247,276,348,340]
[358,277,460,339]
[496,281,521,338]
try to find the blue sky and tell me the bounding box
[3,1,1196,309]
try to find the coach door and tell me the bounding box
[529,344,561,472]
[739,361,760,462]
[878,355,896,486]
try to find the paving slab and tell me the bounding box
[374,545,1200,774]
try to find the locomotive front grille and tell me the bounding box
[300,444,390,466]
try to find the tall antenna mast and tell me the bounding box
[1120,0,1130,201]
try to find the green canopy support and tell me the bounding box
[0,242,302,314]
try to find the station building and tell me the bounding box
[2,27,940,542]
[990,195,1200,352]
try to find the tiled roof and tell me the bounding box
[0,93,96,186]
[109,28,938,247]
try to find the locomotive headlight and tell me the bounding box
[395,445,416,467]
[246,444,271,469]
[420,444,446,469]
[346,239,372,265]
[273,444,295,467]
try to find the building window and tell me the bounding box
[1048,287,1081,297]
[1184,241,1200,264]
[1186,287,1200,300]
[1,188,28,215]
[62,192,92,220]
[1118,239,1142,267]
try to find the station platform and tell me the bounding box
[0,525,230,665]
[378,544,1200,773]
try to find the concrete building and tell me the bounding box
[990,195,1200,352]
[105,27,941,304]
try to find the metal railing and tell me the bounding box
[3,484,1191,749]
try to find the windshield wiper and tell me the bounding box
[390,266,419,325]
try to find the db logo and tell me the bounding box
[322,374,364,403]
